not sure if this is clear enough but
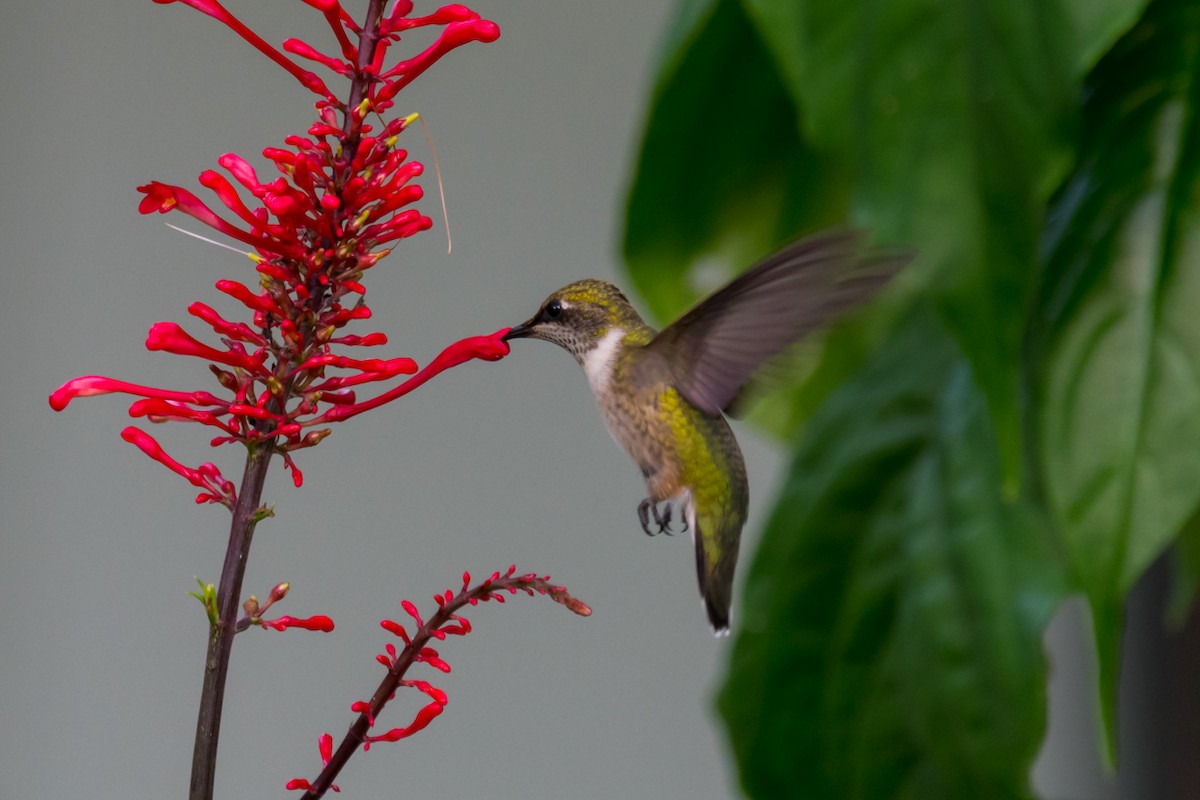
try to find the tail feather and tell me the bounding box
[689,506,738,636]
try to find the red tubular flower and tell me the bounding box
[146,322,268,373]
[362,702,443,749]
[286,733,340,793]
[155,0,333,97]
[121,427,235,506]
[260,614,335,632]
[316,329,511,423]
[51,1,505,501]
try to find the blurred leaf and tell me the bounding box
[742,0,1085,485]
[1030,0,1200,744]
[622,0,848,325]
[1063,0,1148,75]
[720,309,1065,799]
[1165,507,1200,631]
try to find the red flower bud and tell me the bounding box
[260,614,334,632]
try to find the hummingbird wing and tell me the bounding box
[646,230,910,415]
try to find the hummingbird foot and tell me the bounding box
[637,498,687,536]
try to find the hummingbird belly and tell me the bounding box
[596,382,747,521]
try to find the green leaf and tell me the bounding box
[189,577,218,628]
[1165,507,1200,631]
[720,309,1065,799]
[1029,0,1200,746]
[622,0,848,325]
[1062,0,1148,76]
[743,0,1085,486]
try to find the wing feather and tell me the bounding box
[648,230,911,414]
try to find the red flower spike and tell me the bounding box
[58,2,507,521]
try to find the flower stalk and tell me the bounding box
[288,567,591,799]
[190,444,272,800]
[50,1,508,798]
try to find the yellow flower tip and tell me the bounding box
[247,252,264,264]
[357,98,372,116]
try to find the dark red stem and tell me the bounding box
[188,7,387,799]
[337,0,385,187]
[189,445,272,800]
[301,576,531,799]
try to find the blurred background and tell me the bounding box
[0,1,1184,798]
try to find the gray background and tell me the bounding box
[1,2,1110,798]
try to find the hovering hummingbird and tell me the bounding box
[503,230,909,634]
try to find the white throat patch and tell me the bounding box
[581,327,623,395]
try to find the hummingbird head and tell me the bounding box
[503,279,648,364]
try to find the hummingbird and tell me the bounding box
[503,230,908,634]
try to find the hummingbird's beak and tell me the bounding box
[502,321,534,341]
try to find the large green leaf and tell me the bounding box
[1029,0,1200,744]
[743,0,1082,485]
[622,0,847,325]
[720,309,1065,799]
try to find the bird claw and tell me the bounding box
[638,498,686,536]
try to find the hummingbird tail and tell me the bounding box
[689,507,737,636]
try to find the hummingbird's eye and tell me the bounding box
[544,299,563,319]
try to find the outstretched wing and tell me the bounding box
[646,230,911,415]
